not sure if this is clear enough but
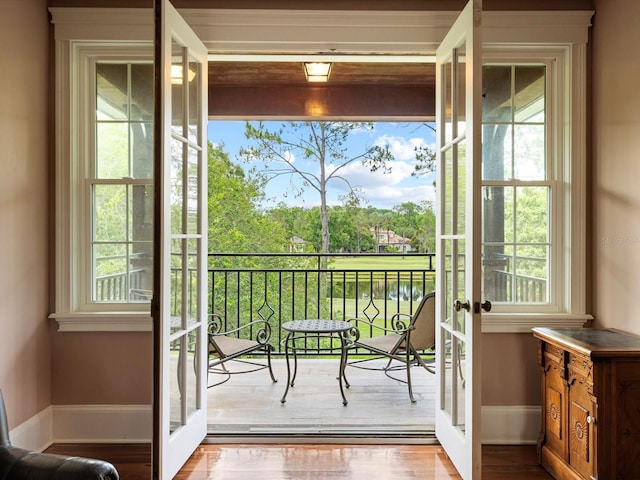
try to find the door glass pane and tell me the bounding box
[186,238,199,318]
[444,241,453,327]
[185,329,198,416]
[171,238,184,320]
[171,138,185,235]
[171,40,185,134]
[456,140,467,235]
[443,149,453,236]
[454,335,466,430]
[455,240,466,334]
[187,55,199,144]
[456,45,466,138]
[170,335,182,434]
[444,60,453,144]
[443,329,453,417]
[187,147,199,235]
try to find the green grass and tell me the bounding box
[329,255,434,271]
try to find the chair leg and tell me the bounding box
[265,346,277,383]
[412,348,435,374]
[405,348,416,403]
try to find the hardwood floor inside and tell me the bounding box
[45,359,552,478]
[45,443,553,479]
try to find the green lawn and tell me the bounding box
[329,255,434,271]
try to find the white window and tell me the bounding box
[479,48,591,329]
[482,64,551,308]
[93,62,154,304]
[52,43,154,331]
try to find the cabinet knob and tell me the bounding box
[587,415,595,425]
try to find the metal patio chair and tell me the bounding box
[207,313,277,387]
[346,291,436,402]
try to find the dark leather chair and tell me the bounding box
[0,390,119,480]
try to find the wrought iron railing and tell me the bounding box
[207,253,436,356]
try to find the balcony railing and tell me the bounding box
[206,253,435,356]
[94,252,547,355]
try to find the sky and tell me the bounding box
[207,121,437,211]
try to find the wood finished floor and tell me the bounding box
[45,359,552,478]
[205,358,435,436]
[45,443,553,479]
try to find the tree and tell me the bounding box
[240,121,394,257]
[207,142,287,261]
[409,122,437,177]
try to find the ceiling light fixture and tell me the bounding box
[303,62,332,82]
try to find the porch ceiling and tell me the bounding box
[208,61,436,118]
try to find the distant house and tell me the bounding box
[289,236,307,253]
[370,227,412,253]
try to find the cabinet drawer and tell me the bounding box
[568,353,592,379]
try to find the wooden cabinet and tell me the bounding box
[533,328,640,480]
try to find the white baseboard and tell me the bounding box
[11,403,539,447]
[9,405,53,452]
[51,404,152,443]
[482,405,541,444]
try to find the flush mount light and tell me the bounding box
[303,62,332,82]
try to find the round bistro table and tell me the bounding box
[280,319,353,406]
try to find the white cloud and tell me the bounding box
[284,150,296,163]
[375,134,428,161]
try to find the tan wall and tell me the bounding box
[0,0,51,428]
[482,334,541,406]
[592,0,640,336]
[50,332,152,404]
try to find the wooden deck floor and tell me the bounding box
[206,358,435,438]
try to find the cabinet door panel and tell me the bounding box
[568,372,594,479]
[544,351,566,458]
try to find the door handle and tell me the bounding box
[454,299,470,312]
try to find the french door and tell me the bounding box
[153,0,209,478]
[434,1,483,479]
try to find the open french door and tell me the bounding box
[434,1,483,479]
[153,0,209,478]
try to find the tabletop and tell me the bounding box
[282,319,352,334]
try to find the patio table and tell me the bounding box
[280,319,353,405]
